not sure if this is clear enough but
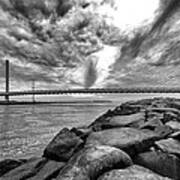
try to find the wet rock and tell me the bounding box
[0,157,47,180]
[86,128,160,156]
[147,108,180,117]
[109,112,145,128]
[146,111,164,121]
[163,111,180,123]
[166,121,180,130]
[27,160,65,180]
[134,151,180,179]
[170,131,180,140]
[0,159,25,177]
[140,118,163,130]
[154,125,173,138]
[167,101,180,111]
[114,104,142,115]
[155,138,180,157]
[90,112,146,131]
[56,145,133,180]
[71,127,92,140]
[43,128,84,161]
[98,165,171,180]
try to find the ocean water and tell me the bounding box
[0,93,180,160]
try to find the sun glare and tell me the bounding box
[98,0,160,30]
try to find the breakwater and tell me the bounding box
[1,97,180,179]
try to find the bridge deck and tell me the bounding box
[0,88,180,96]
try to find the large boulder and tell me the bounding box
[86,128,161,156]
[140,118,163,130]
[147,108,180,118]
[90,112,146,131]
[0,159,25,177]
[26,160,65,180]
[166,121,180,130]
[56,145,133,180]
[134,151,180,179]
[109,104,142,116]
[154,125,173,138]
[0,157,47,180]
[70,127,92,140]
[98,165,171,180]
[43,128,84,161]
[0,157,65,180]
[155,138,180,157]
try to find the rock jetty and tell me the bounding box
[1,97,180,179]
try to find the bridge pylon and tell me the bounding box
[5,60,9,103]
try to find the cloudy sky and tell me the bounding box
[0,0,180,90]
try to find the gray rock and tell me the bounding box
[90,112,146,131]
[154,125,173,138]
[104,112,145,129]
[113,104,141,115]
[170,131,180,140]
[155,138,180,157]
[27,160,65,180]
[163,111,180,123]
[98,165,171,180]
[56,145,133,180]
[71,127,92,140]
[0,159,25,177]
[140,118,163,130]
[145,108,179,124]
[43,128,83,161]
[134,151,180,179]
[147,108,180,117]
[86,128,160,155]
[166,121,180,130]
[0,157,47,180]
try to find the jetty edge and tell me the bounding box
[1,97,180,179]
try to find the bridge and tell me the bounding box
[1,60,180,103]
[1,87,180,97]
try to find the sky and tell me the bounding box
[0,0,180,90]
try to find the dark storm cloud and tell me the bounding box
[151,0,180,32]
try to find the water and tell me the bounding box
[0,93,180,160]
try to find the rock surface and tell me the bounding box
[166,121,180,130]
[43,128,83,161]
[90,112,146,131]
[56,145,132,180]
[27,160,65,180]
[86,128,161,156]
[155,138,180,157]
[134,151,180,179]
[0,157,65,180]
[0,159,25,177]
[98,165,171,180]
[1,97,180,179]
[0,157,47,180]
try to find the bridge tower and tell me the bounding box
[32,79,36,103]
[5,60,9,102]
